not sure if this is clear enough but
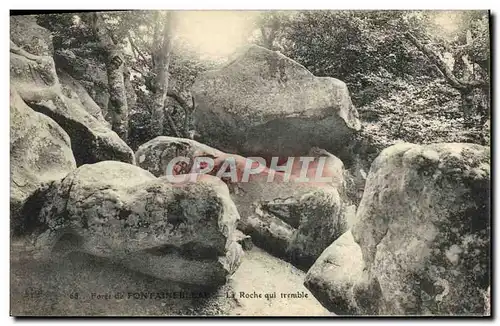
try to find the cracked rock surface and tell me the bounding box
[305,143,490,315]
[10,15,134,166]
[192,45,361,162]
[10,88,77,233]
[21,161,243,287]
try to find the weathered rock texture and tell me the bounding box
[135,136,224,177]
[245,186,353,270]
[192,45,361,161]
[305,143,491,315]
[304,230,365,315]
[54,48,110,115]
[226,147,354,270]
[10,16,134,166]
[10,15,53,56]
[58,68,109,127]
[25,161,243,286]
[135,137,354,270]
[10,88,76,233]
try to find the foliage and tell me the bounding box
[251,10,490,165]
[37,10,489,157]
[37,11,214,147]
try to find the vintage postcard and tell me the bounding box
[10,10,491,316]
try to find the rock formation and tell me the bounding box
[305,143,490,315]
[24,161,243,287]
[135,136,225,177]
[135,136,355,270]
[10,15,134,166]
[10,88,76,233]
[192,45,361,162]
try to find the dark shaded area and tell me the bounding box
[14,183,55,236]
[27,101,133,166]
[10,249,224,316]
[143,242,221,261]
[304,277,354,315]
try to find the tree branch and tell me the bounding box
[166,91,194,138]
[128,32,152,69]
[405,32,465,90]
[405,32,487,91]
[130,66,144,75]
[163,107,182,138]
[166,90,193,113]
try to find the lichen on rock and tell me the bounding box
[25,161,243,287]
[306,142,490,315]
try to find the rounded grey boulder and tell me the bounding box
[29,161,243,287]
[305,143,490,315]
[192,45,361,161]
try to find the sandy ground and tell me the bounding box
[10,239,332,316]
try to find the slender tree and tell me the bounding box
[405,31,489,125]
[149,11,176,138]
[90,12,129,141]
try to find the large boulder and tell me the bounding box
[192,45,361,162]
[135,136,224,177]
[57,68,109,127]
[10,35,134,166]
[233,147,350,221]
[54,48,110,114]
[136,137,350,214]
[10,44,59,103]
[135,137,355,269]
[304,230,365,315]
[305,143,491,315]
[25,161,243,287]
[10,15,53,56]
[10,88,76,233]
[245,186,353,270]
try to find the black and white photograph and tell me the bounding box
[8,8,491,317]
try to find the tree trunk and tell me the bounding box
[461,87,489,127]
[405,32,488,127]
[91,13,129,141]
[123,66,136,112]
[167,91,194,138]
[259,14,281,51]
[460,88,475,127]
[150,11,175,138]
[107,53,129,141]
